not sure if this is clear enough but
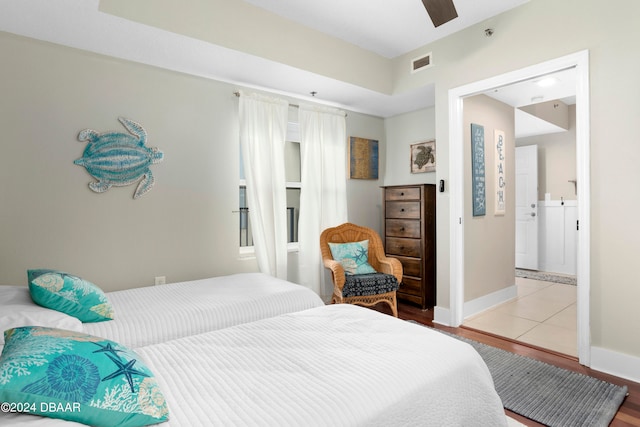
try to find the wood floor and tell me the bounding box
[372,301,640,427]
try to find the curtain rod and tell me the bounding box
[233,91,347,116]
[233,91,299,108]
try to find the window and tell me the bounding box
[239,123,301,248]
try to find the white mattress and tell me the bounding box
[83,273,323,348]
[0,304,507,427]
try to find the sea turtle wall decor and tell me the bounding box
[74,117,164,199]
[410,140,436,173]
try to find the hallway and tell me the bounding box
[463,277,577,357]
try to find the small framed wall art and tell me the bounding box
[349,137,379,179]
[410,140,436,173]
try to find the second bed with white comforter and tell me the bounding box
[83,272,324,348]
[139,304,507,427]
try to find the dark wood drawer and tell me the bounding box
[391,255,422,277]
[385,219,420,239]
[385,237,421,258]
[385,187,420,201]
[386,219,420,238]
[399,276,422,297]
[386,201,421,219]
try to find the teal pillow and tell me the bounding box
[0,326,169,427]
[328,240,377,275]
[28,269,114,323]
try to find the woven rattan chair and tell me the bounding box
[320,222,402,317]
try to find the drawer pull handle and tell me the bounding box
[400,208,405,212]
[400,192,405,196]
[400,227,405,231]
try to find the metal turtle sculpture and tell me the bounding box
[74,117,164,199]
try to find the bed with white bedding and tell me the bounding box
[82,272,324,348]
[0,304,507,427]
[0,273,323,352]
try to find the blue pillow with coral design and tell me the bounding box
[0,326,169,427]
[27,269,114,323]
[328,240,377,275]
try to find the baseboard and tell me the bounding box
[591,346,640,383]
[433,306,451,326]
[463,285,517,320]
[433,285,517,327]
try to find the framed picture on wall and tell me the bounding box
[410,140,436,173]
[349,137,379,179]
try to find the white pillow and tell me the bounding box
[0,286,83,344]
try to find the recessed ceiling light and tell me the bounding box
[536,77,558,87]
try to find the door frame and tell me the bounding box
[448,50,591,365]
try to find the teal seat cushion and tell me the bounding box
[328,240,377,275]
[342,273,399,298]
[27,269,114,323]
[0,326,169,427]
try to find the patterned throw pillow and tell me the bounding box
[0,326,169,427]
[328,240,377,275]
[27,269,114,323]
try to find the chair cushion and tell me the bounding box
[342,273,399,298]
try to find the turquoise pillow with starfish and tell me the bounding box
[328,239,377,275]
[0,326,168,427]
[27,269,114,323]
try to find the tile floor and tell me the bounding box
[463,277,577,357]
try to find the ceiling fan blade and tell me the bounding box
[422,0,458,27]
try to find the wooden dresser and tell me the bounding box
[383,184,436,309]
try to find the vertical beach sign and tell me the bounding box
[471,123,486,216]
[494,129,506,215]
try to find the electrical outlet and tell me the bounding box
[154,276,166,286]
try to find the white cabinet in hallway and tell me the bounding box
[538,200,577,276]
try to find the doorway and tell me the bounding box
[447,51,591,365]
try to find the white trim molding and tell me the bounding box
[448,50,591,365]
[433,306,451,326]
[591,347,640,384]
[463,285,517,320]
[435,285,516,326]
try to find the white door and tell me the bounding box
[515,145,538,270]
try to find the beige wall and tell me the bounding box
[517,105,577,201]
[383,107,437,188]
[0,32,385,291]
[100,0,392,94]
[463,95,515,301]
[389,0,640,358]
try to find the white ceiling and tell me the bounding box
[483,67,577,138]
[242,0,529,58]
[0,0,574,137]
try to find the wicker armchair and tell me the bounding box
[320,223,402,317]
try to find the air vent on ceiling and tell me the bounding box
[411,52,433,73]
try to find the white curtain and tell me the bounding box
[297,104,348,297]
[239,92,289,279]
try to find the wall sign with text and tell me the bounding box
[471,123,486,216]
[494,129,506,215]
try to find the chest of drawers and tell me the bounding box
[383,184,436,309]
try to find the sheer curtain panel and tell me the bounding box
[239,91,289,279]
[298,104,348,297]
